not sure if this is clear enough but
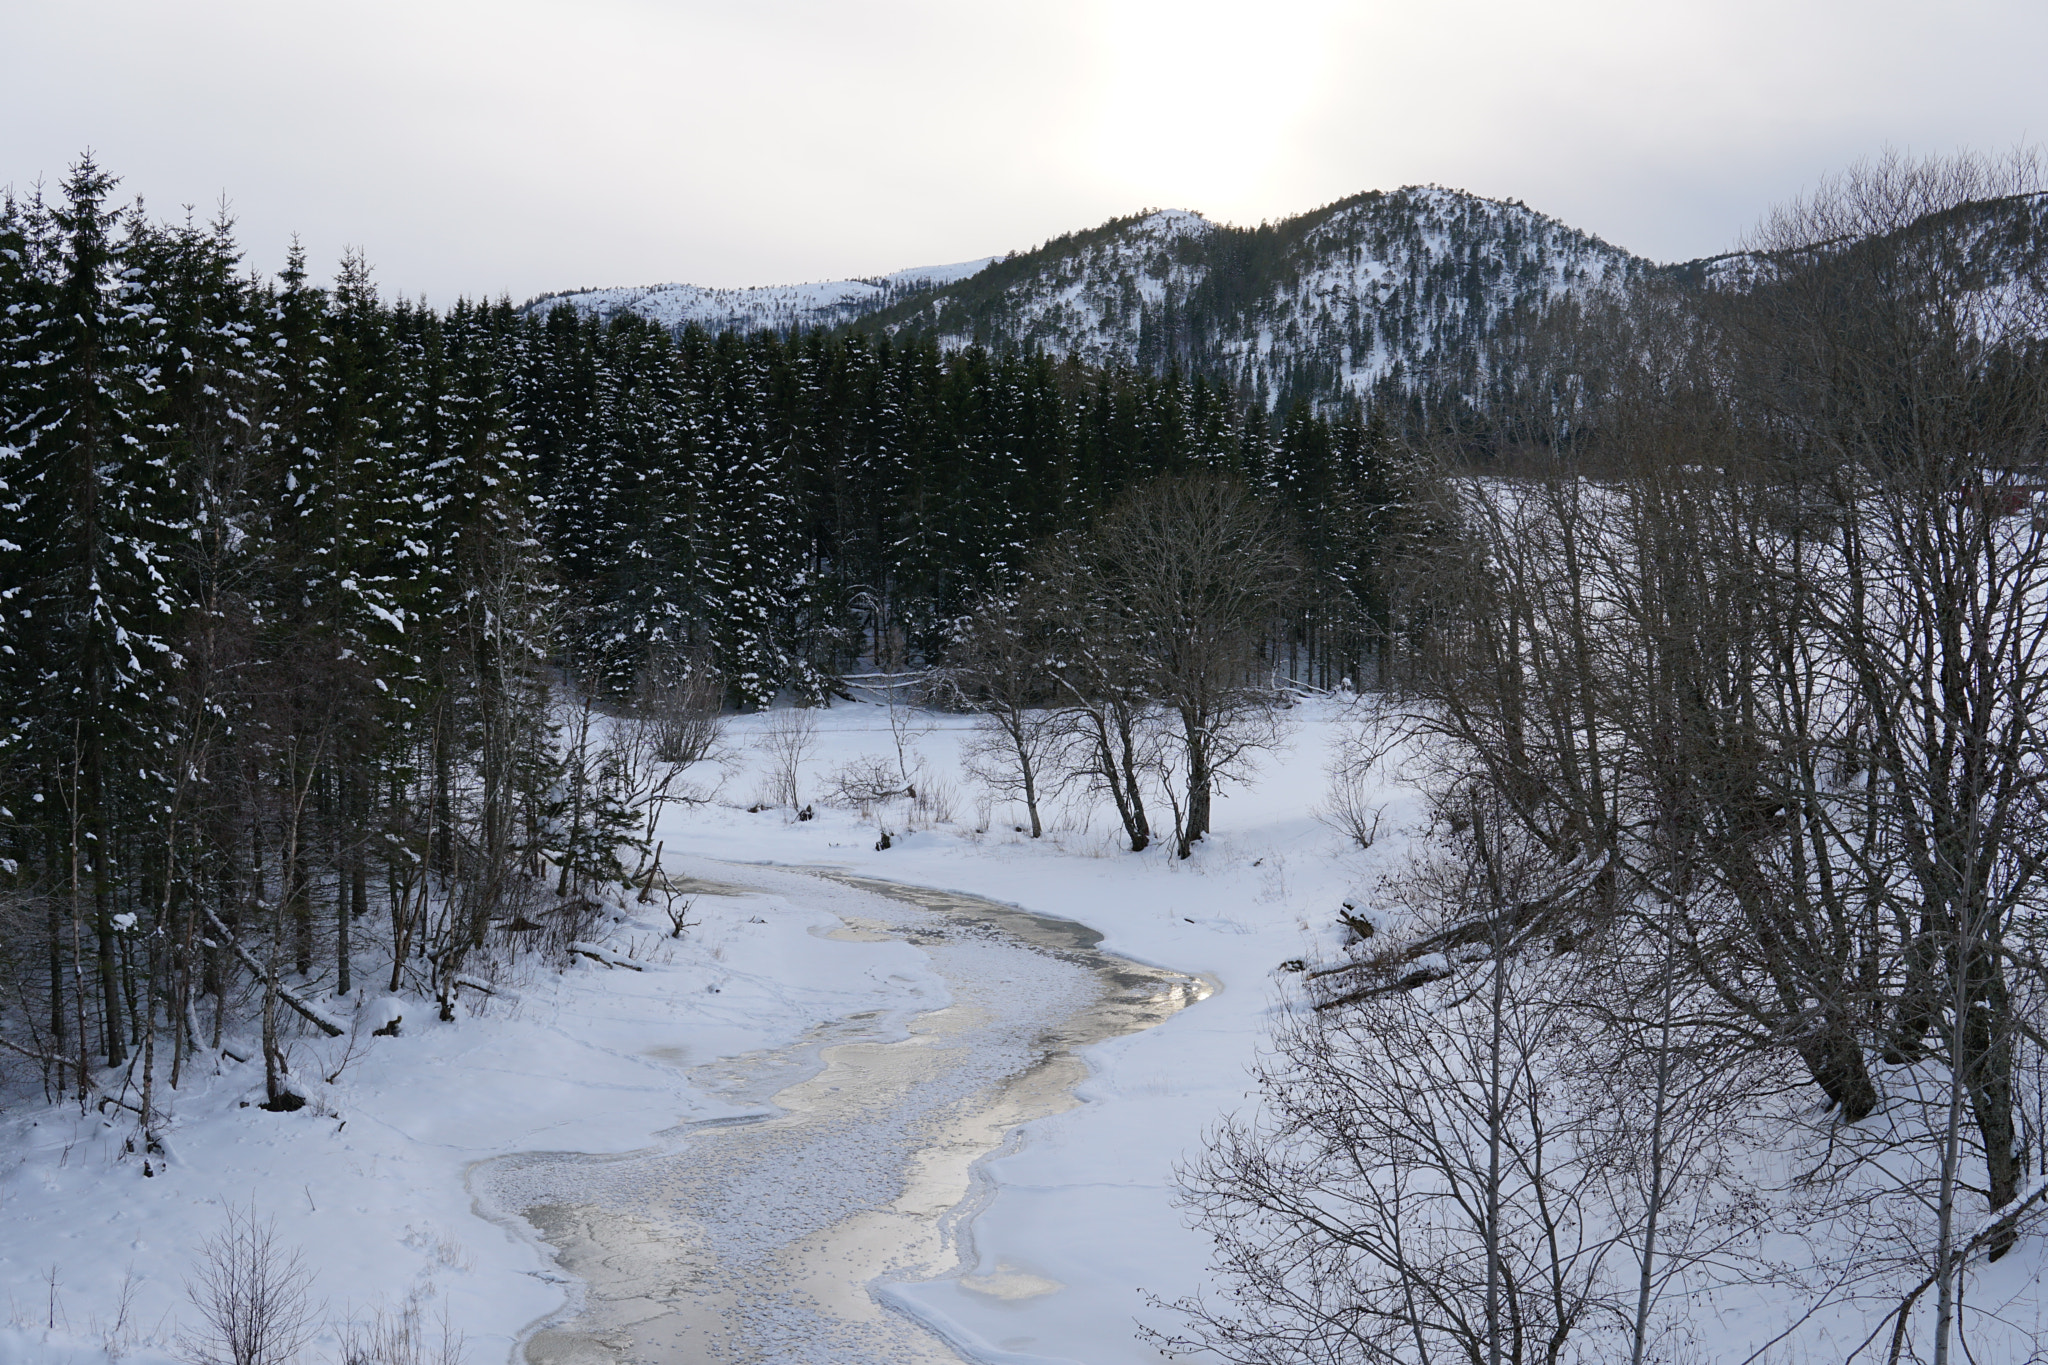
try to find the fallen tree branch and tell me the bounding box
[569,941,644,972]
[1848,1174,2048,1365]
[202,908,347,1037]
[452,973,516,999]
[0,1033,56,1067]
[1312,957,1456,1011]
[1308,850,1613,984]
[0,1034,144,1110]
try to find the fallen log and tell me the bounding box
[202,908,347,1037]
[569,941,644,972]
[1313,955,1455,1011]
[1306,850,1613,983]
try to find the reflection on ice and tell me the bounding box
[958,1265,1064,1302]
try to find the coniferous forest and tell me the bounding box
[0,160,1418,1105]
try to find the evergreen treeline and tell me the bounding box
[0,160,578,1111]
[0,159,1410,1114]
[526,302,1417,701]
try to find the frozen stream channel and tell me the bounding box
[473,864,1213,1365]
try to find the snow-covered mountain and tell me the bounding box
[524,256,997,336]
[858,186,1647,410]
[523,186,1646,408]
[1665,189,2048,305]
[528,185,2048,411]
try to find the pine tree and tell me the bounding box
[0,159,183,1066]
[699,333,805,707]
[591,318,697,687]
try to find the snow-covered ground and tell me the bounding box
[0,697,1406,1365]
[8,692,2048,1363]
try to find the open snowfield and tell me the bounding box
[0,696,1414,1365]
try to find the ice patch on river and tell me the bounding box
[472,867,1206,1365]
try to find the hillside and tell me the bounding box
[855,186,1647,411]
[527,186,1649,411]
[522,185,2048,416]
[1665,188,2048,299]
[523,256,997,336]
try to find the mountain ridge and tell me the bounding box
[526,184,2046,412]
[522,184,1658,411]
[522,255,999,338]
[846,185,1649,411]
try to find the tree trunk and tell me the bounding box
[1182,709,1212,851]
[91,829,125,1067]
[1018,732,1044,839]
[46,869,68,1093]
[1963,959,2020,1259]
[1114,701,1151,852]
[335,864,352,997]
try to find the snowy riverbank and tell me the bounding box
[0,698,1399,1365]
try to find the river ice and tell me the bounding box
[472,867,1207,1365]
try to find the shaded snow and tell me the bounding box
[0,700,1391,1365]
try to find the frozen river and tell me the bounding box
[473,865,1212,1365]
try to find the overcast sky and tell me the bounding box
[4,0,2042,304]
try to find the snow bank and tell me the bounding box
[0,867,950,1363]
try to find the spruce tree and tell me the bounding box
[698,334,805,707]
[0,159,182,1066]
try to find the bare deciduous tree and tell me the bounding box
[1041,476,1299,856]
[617,651,732,846]
[1101,477,1299,853]
[948,592,1064,839]
[1160,811,1641,1364]
[182,1206,321,1365]
[822,754,906,812]
[1723,148,2048,1359]
[758,707,818,813]
[633,649,728,769]
[1374,149,2048,1362]
[1034,532,1161,852]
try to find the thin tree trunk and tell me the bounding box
[47,868,68,1096]
[1182,710,1212,851]
[1114,701,1152,850]
[1931,933,1969,1365]
[92,828,125,1067]
[1630,943,1677,1365]
[1018,731,1044,840]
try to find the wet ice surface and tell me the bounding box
[473,865,1209,1365]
